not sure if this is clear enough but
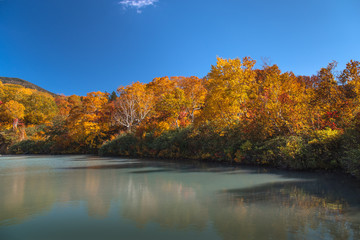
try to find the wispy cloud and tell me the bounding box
[119,0,158,13]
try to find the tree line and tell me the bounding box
[2,57,360,177]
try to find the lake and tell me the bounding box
[0,155,359,240]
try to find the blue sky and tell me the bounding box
[0,0,359,96]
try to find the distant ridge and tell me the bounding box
[0,77,57,97]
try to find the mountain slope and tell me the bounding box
[0,77,56,96]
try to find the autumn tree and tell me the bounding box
[113,82,154,133]
[1,100,25,130]
[175,76,207,123]
[0,83,58,125]
[253,65,313,136]
[339,60,360,128]
[66,91,111,151]
[23,93,58,124]
[308,61,343,129]
[340,60,360,92]
[201,57,257,130]
[156,86,188,128]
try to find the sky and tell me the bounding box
[0,0,359,96]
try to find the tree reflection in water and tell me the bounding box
[0,156,359,240]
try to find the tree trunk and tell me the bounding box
[13,118,18,131]
[19,125,26,141]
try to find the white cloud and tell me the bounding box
[119,0,158,13]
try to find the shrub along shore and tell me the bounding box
[97,127,360,178]
[9,126,359,179]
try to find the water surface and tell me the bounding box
[0,155,359,240]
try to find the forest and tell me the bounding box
[1,57,360,178]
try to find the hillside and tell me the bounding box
[0,77,56,96]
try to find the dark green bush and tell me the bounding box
[98,126,359,178]
[302,128,342,169]
[339,129,360,178]
[0,131,18,154]
[99,134,138,156]
[9,140,54,154]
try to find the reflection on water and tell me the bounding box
[0,155,359,240]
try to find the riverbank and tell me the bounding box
[97,127,360,179]
[6,126,360,179]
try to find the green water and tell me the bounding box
[0,155,359,240]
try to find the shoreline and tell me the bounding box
[2,152,359,181]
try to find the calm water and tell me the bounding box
[0,156,359,240]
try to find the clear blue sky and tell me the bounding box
[0,0,359,96]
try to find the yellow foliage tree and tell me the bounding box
[2,100,25,130]
[66,92,111,150]
[202,57,256,129]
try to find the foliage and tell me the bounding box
[9,140,54,154]
[0,131,18,154]
[3,57,360,178]
[339,129,360,178]
[99,134,138,156]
